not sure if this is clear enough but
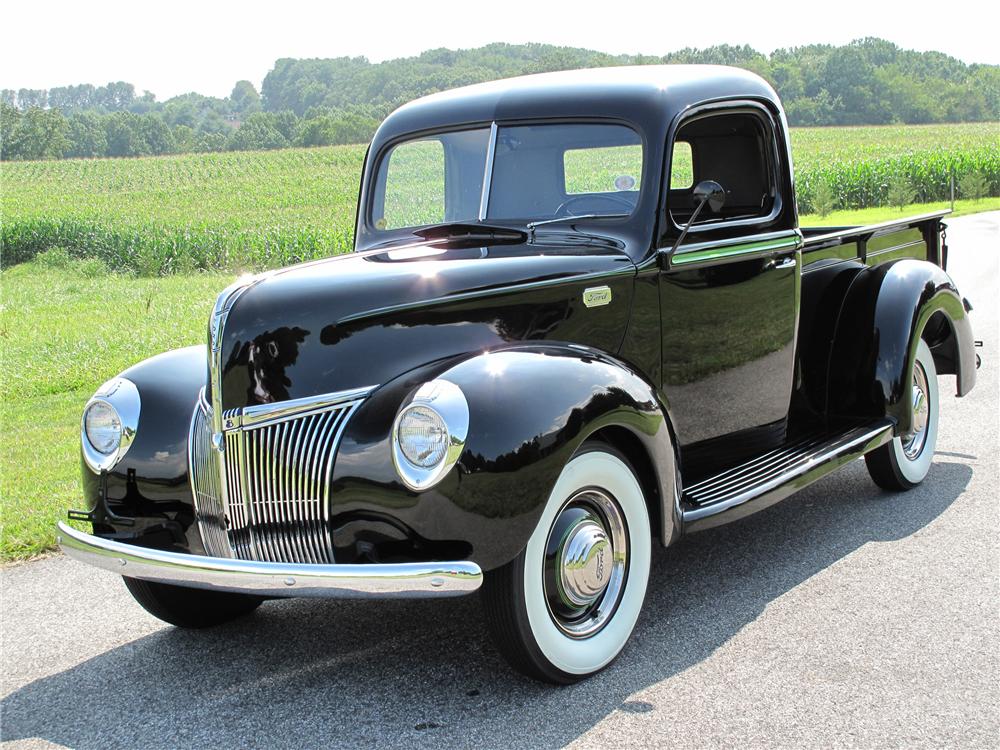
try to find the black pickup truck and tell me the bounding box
[60,65,978,683]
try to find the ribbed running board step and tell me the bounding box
[681,419,895,532]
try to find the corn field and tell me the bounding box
[1,147,364,274]
[791,123,999,213]
[2,123,997,275]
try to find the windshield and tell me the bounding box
[370,123,642,232]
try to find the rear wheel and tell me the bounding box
[122,577,264,628]
[865,338,939,491]
[481,444,651,683]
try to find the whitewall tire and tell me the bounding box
[865,338,939,490]
[481,444,651,683]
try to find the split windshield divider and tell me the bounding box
[477,122,499,220]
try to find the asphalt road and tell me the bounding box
[2,212,997,750]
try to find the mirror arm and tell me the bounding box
[664,196,710,267]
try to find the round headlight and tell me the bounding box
[81,377,141,473]
[391,379,469,492]
[84,401,122,454]
[397,405,449,468]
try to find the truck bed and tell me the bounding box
[800,209,950,271]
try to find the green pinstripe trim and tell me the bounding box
[672,233,801,266]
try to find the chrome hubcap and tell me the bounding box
[901,360,930,460]
[559,518,611,606]
[544,489,628,638]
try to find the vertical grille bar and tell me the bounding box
[300,410,327,563]
[266,421,290,562]
[257,424,280,562]
[246,427,265,559]
[187,395,361,565]
[312,409,343,562]
[188,406,234,558]
[324,403,360,556]
[285,419,305,562]
[294,415,315,562]
[303,413,325,563]
[251,426,269,561]
[301,414,323,563]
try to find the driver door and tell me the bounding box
[658,104,800,464]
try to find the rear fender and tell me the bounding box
[827,259,975,433]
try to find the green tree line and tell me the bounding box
[2,38,997,162]
[1,83,381,160]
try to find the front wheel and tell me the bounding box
[481,444,651,683]
[122,577,264,628]
[865,338,940,491]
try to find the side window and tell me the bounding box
[668,110,778,227]
[379,139,446,230]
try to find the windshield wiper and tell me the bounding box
[526,213,629,238]
[412,222,526,243]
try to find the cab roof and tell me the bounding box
[372,65,782,145]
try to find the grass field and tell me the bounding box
[2,147,364,273]
[0,255,233,559]
[798,197,1000,226]
[2,123,996,275]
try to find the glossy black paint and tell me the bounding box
[78,67,977,567]
[658,251,799,450]
[650,95,799,471]
[793,258,865,419]
[80,346,207,553]
[219,241,636,410]
[328,345,679,569]
[794,213,972,429]
[827,258,976,433]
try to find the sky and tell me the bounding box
[2,0,996,101]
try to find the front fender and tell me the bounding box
[828,259,976,433]
[330,344,679,571]
[80,345,207,552]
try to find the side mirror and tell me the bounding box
[693,180,726,213]
[662,179,727,268]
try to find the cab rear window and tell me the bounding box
[564,144,643,195]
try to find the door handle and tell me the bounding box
[767,256,797,270]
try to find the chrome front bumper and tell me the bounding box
[56,522,483,598]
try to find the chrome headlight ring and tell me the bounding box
[391,379,469,492]
[81,377,141,473]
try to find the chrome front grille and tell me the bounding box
[189,390,367,564]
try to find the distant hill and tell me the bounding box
[3,39,997,161]
[261,39,999,125]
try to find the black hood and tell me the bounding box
[217,240,636,410]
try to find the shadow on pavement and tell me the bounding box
[0,459,972,749]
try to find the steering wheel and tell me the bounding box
[554,193,636,218]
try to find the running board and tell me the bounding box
[681,420,894,533]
